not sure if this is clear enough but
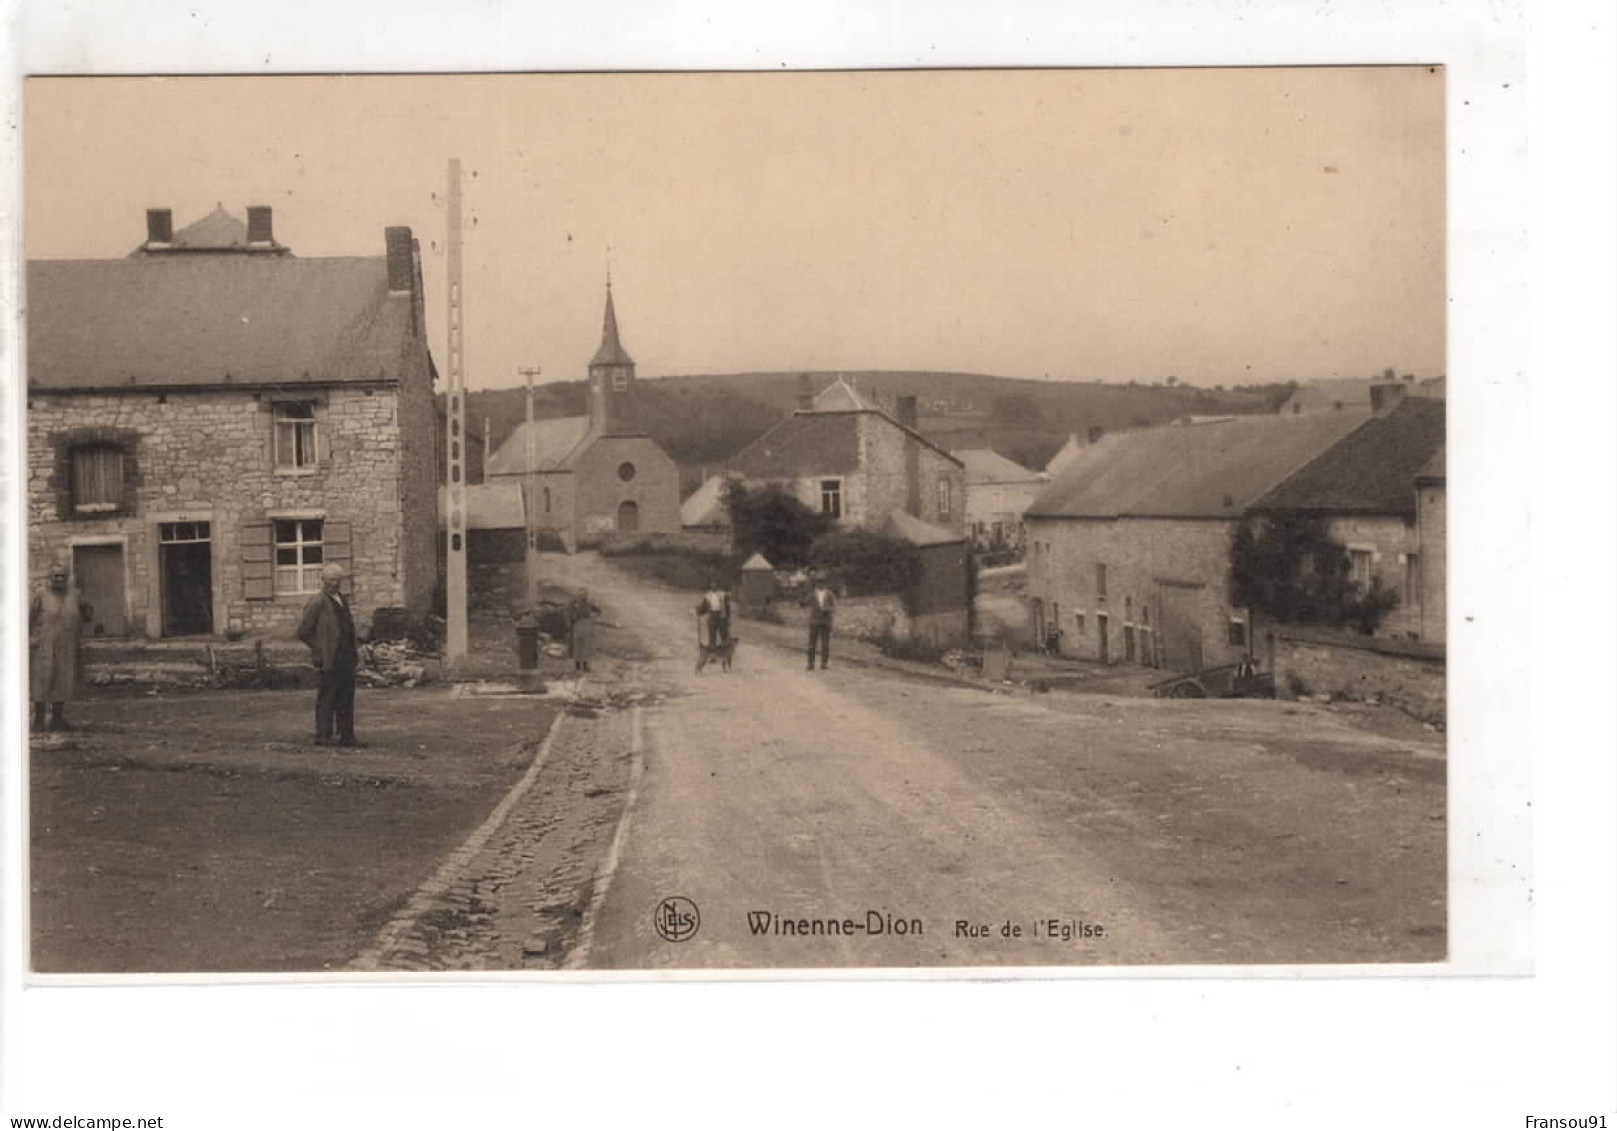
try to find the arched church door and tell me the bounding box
[616,500,640,533]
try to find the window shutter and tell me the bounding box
[325,521,353,567]
[241,521,274,600]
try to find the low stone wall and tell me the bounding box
[1271,626,1446,724]
[773,593,905,642]
[769,592,968,649]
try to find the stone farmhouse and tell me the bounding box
[485,285,680,549]
[1022,411,1366,671]
[727,375,967,536]
[1249,391,1446,643]
[26,205,438,639]
[953,446,1047,550]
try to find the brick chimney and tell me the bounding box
[146,208,173,244]
[896,395,918,430]
[797,374,815,412]
[385,226,415,293]
[1370,381,1407,416]
[896,395,921,516]
[246,205,274,245]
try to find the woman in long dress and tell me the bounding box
[30,561,92,731]
[567,589,600,672]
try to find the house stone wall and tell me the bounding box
[1417,482,1446,643]
[1321,514,1423,641]
[855,415,967,534]
[28,384,409,638]
[1024,515,1247,672]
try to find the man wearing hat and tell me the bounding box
[297,563,364,747]
[29,560,92,731]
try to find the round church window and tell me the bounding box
[618,461,637,482]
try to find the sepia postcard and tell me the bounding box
[16,67,1484,980]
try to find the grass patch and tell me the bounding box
[599,541,737,592]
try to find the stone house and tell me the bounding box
[953,446,1046,550]
[1414,447,1446,644]
[1022,412,1364,671]
[1250,391,1446,643]
[26,205,438,639]
[727,375,967,536]
[485,285,680,549]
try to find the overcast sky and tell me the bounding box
[25,68,1444,391]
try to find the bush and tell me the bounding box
[599,542,737,592]
[807,531,922,597]
[724,481,831,568]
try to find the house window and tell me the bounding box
[1228,618,1247,648]
[273,403,318,471]
[612,371,629,392]
[938,476,953,522]
[618,461,637,482]
[1404,553,1421,604]
[273,518,325,594]
[1349,548,1374,592]
[70,443,124,513]
[1095,562,1107,599]
[543,487,552,514]
[1124,596,1134,624]
[820,479,843,519]
[1075,612,1086,636]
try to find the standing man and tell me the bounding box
[29,561,91,731]
[297,563,364,748]
[802,571,836,671]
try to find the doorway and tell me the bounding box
[72,543,126,637]
[1096,613,1109,663]
[159,522,213,636]
[616,500,640,534]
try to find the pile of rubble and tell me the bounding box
[357,640,440,689]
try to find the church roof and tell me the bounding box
[486,417,593,474]
[589,284,635,368]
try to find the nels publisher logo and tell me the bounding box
[653,896,700,943]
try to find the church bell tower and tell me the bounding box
[587,282,640,436]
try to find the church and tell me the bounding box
[486,285,681,550]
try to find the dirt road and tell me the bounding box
[552,554,1446,970]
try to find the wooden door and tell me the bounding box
[72,544,126,637]
[616,500,640,533]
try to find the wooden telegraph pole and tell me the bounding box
[443,158,469,661]
[518,365,544,608]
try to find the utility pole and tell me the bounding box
[443,157,468,662]
[518,365,544,608]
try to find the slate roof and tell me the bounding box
[679,474,732,526]
[27,255,417,389]
[486,417,593,475]
[727,412,863,478]
[438,481,527,530]
[1415,446,1445,484]
[1027,412,1367,520]
[884,509,966,547]
[589,285,635,368]
[1252,398,1446,516]
[954,446,1045,486]
[812,375,877,412]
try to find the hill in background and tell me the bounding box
[455,371,1298,496]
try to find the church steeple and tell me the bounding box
[590,282,635,368]
[587,281,640,435]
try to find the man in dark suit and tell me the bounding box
[297,563,364,747]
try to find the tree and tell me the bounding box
[1230,513,1400,634]
[807,531,922,597]
[722,481,831,568]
